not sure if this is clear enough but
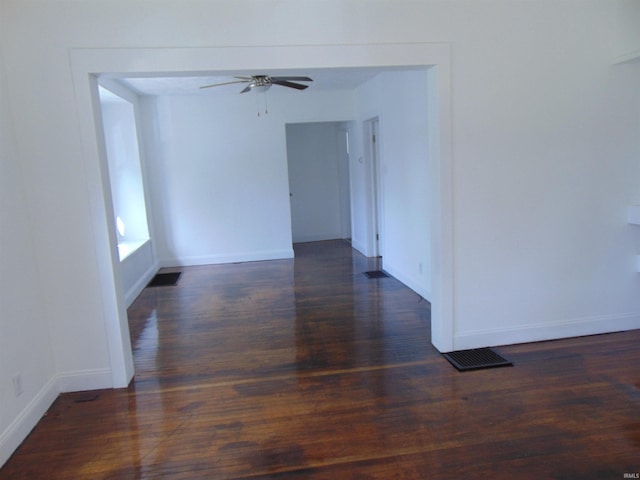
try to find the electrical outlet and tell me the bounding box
[12,374,23,397]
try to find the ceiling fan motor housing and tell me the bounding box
[252,75,271,87]
[249,76,272,92]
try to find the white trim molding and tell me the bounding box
[56,368,114,394]
[454,312,640,351]
[0,378,58,467]
[159,249,295,267]
[0,368,116,467]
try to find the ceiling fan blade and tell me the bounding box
[270,76,313,82]
[271,80,309,90]
[200,79,250,89]
[239,85,253,93]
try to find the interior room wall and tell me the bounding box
[336,124,352,240]
[139,89,355,266]
[351,70,431,299]
[346,117,370,256]
[613,0,640,62]
[0,50,57,466]
[450,3,640,348]
[286,121,350,243]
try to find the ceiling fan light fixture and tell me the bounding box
[251,84,271,93]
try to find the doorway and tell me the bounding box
[286,122,351,244]
[367,117,383,259]
[70,44,453,390]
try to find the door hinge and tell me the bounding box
[376,233,379,240]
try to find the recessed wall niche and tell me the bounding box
[98,85,150,260]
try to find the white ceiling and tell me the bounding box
[111,66,415,96]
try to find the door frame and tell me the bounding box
[70,43,454,390]
[367,117,384,259]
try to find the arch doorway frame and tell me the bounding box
[70,43,454,387]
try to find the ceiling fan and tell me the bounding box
[200,75,313,93]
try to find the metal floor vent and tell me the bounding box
[147,272,182,287]
[443,348,513,372]
[363,270,389,279]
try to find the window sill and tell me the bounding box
[118,239,150,262]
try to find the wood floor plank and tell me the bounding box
[2,240,639,479]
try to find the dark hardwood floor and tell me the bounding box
[2,240,639,479]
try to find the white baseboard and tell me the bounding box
[0,376,58,467]
[123,261,158,307]
[350,239,370,257]
[159,249,294,267]
[382,263,431,301]
[56,368,114,393]
[453,312,640,350]
[0,367,116,467]
[292,233,343,244]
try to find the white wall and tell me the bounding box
[614,0,640,62]
[1,0,640,466]
[378,71,430,297]
[347,116,371,256]
[140,89,355,266]
[450,3,640,348]
[0,49,57,466]
[286,122,350,243]
[352,70,431,299]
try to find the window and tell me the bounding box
[98,86,150,260]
